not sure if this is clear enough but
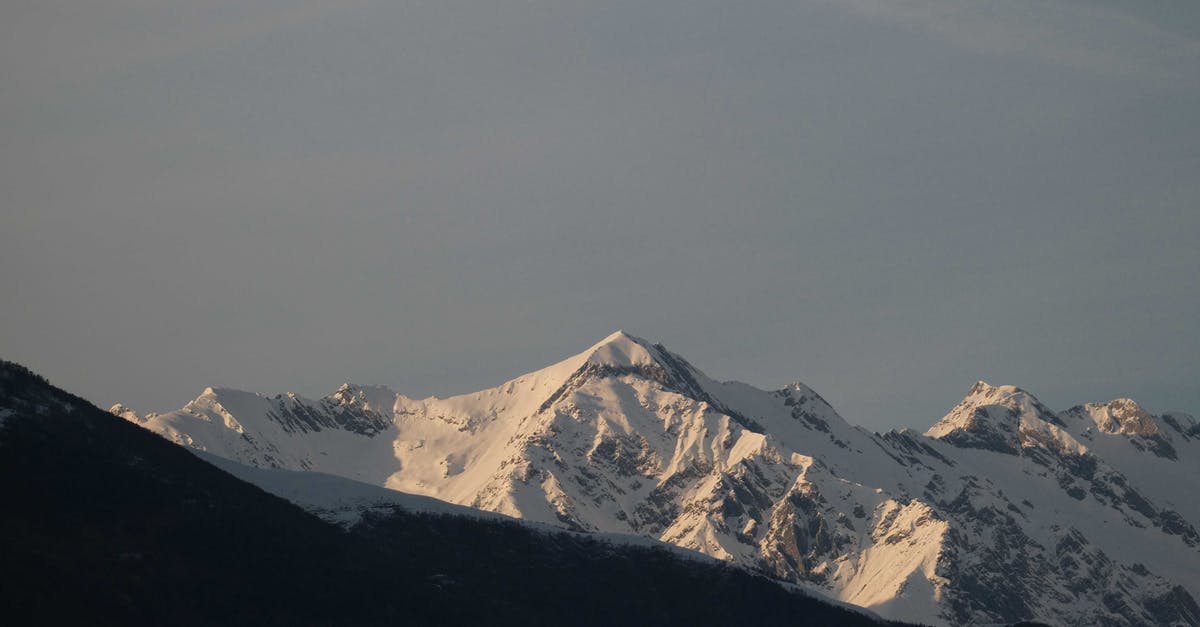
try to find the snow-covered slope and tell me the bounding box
[193,450,499,526]
[118,332,1200,626]
[119,383,403,485]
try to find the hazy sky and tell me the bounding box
[3,0,1198,431]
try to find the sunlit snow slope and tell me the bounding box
[119,331,1200,626]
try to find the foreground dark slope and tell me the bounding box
[0,361,907,627]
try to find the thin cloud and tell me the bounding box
[824,0,1200,86]
[1,0,379,90]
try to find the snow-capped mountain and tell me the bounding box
[2,360,900,627]
[117,331,1200,626]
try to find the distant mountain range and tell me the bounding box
[0,360,905,626]
[111,331,1200,626]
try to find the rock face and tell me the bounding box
[118,332,1200,626]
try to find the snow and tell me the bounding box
[584,330,661,368]
[109,403,142,423]
[199,447,879,621]
[130,386,403,485]
[196,450,500,524]
[118,331,1200,627]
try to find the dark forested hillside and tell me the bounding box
[0,361,909,626]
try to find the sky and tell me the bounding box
[2,0,1198,432]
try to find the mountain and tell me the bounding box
[0,360,907,626]
[117,332,1200,626]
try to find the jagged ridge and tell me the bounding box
[115,334,1200,627]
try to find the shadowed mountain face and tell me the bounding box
[114,332,1200,626]
[0,361,905,627]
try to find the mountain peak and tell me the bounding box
[1064,398,1162,438]
[188,386,264,407]
[109,403,144,423]
[583,330,661,369]
[963,380,1033,402]
[960,381,1058,417]
[328,382,399,418]
[926,381,1063,454]
[529,331,770,431]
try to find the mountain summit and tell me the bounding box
[925,381,1072,455]
[583,330,661,368]
[116,332,1200,626]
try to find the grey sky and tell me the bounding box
[2,0,1197,431]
